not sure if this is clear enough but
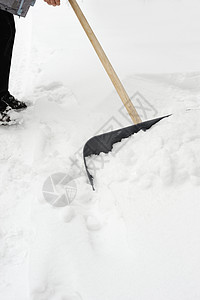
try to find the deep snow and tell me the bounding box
[1,0,200,299]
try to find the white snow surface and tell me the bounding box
[1,0,200,299]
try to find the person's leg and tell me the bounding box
[0,10,16,98]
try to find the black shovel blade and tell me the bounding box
[83,115,170,190]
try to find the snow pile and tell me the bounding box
[87,110,200,299]
[96,110,200,188]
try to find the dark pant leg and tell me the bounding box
[0,10,15,98]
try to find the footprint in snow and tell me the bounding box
[34,81,77,106]
[61,293,83,300]
[86,216,102,231]
[60,207,75,223]
[32,286,82,300]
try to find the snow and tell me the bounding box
[1,0,200,299]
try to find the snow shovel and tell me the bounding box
[68,0,170,189]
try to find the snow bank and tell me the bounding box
[84,110,200,300]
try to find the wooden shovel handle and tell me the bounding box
[68,0,142,124]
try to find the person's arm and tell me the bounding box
[44,0,60,6]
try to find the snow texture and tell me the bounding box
[0,0,200,299]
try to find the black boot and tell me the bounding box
[0,92,27,110]
[0,96,22,126]
[0,105,13,125]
